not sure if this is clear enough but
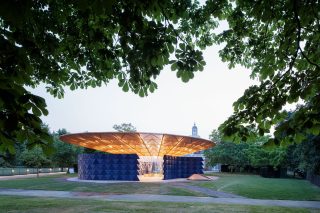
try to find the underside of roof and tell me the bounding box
[60,132,214,157]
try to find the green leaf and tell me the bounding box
[168,44,174,53]
[91,81,96,88]
[295,133,306,143]
[118,80,125,87]
[138,89,144,97]
[264,121,271,130]
[32,106,42,116]
[179,43,186,50]
[149,83,155,93]
[310,126,320,136]
[7,144,16,154]
[171,62,178,71]
[40,107,49,116]
[70,84,76,91]
[122,82,129,92]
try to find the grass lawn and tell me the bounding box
[196,173,320,200]
[1,173,320,201]
[0,174,205,197]
[0,195,317,213]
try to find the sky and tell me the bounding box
[32,43,257,140]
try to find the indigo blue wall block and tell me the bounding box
[163,155,203,180]
[78,153,139,181]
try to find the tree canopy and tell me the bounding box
[21,145,51,177]
[51,129,82,168]
[0,0,218,153]
[287,135,320,175]
[113,123,137,132]
[1,0,319,153]
[205,129,320,175]
[209,129,222,144]
[205,129,285,171]
[217,0,320,144]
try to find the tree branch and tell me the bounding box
[299,47,320,70]
[158,3,188,45]
[293,0,320,70]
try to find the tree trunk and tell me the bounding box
[37,167,39,178]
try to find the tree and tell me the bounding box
[287,136,320,175]
[205,141,250,171]
[209,129,222,144]
[55,128,68,136]
[0,142,26,167]
[51,129,82,170]
[2,1,319,153]
[0,156,11,167]
[215,0,320,144]
[244,145,269,168]
[206,129,250,170]
[245,145,287,169]
[205,129,286,171]
[113,123,137,132]
[21,146,51,177]
[0,0,217,153]
[205,141,288,171]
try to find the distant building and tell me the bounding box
[188,123,220,171]
[186,123,204,156]
[192,123,199,138]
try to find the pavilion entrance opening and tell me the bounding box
[138,156,164,181]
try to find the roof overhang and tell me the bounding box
[60,132,214,157]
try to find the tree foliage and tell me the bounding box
[0,142,26,167]
[21,145,51,177]
[209,129,222,144]
[206,129,320,175]
[1,0,319,153]
[113,123,137,132]
[0,127,85,168]
[0,0,218,153]
[205,129,286,170]
[51,129,82,168]
[205,141,248,167]
[21,146,51,168]
[217,0,320,144]
[287,136,320,175]
[205,141,288,170]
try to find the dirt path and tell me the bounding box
[0,188,319,209]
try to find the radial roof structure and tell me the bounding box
[60,132,214,157]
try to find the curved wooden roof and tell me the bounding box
[60,132,214,157]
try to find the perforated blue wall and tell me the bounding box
[163,155,203,180]
[78,153,139,181]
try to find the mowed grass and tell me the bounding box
[0,174,205,196]
[196,173,320,200]
[0,195,317,213]
[1,173,320,200]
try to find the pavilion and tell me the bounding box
[60,132,214,181]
